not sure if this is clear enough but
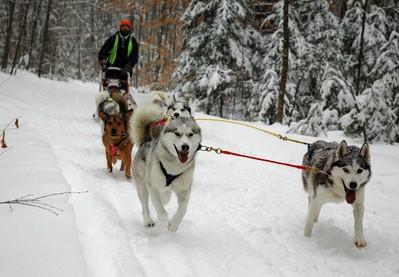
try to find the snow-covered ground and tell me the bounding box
[1,71,398,277]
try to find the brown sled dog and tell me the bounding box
[98,92,134,179]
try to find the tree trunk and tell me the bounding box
[26,0,43,70]
[1,0,16,71]
[275,0,289,123]
[11,3,30,74]
[355,0,368,96]
[38,0,53,78]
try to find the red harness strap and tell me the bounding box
[110,145,116,155]
[109,133,128,156]
[151,117,169,128]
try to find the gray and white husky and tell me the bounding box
[167,101,192,119]
[301,140,371,247]
[130,103,202,232]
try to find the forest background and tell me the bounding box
[1,0,398,143]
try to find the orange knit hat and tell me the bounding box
[119,19,131,29]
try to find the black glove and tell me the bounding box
[121,64,132,75]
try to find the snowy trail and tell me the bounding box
[30,80,279,276]
[2,72,399,277]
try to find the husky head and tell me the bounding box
[167,101,192,119]
[331,140,371,203]
[161,117,201,164]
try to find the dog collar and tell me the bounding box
[159,162,181,187]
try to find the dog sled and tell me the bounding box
[93,66,136,122]
[99,66,131,95]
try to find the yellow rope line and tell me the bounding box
[195,118,310,145]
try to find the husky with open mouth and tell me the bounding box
[302,140,371,247]
[131,104,202,232]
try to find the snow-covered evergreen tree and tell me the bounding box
[338,1,399,142]
[288,102,328,136]
[343,79,398,143]
[362,31,399,143]
[257,1,312,124]
[301,0,343,102]
[287,0,343,134]
[256,69,279,124]
[173,0,263,118]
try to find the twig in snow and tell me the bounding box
[0,191,88,216]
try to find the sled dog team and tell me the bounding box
[95,90,372,247]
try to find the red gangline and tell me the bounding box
[220,149,308,171]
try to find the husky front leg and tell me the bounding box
[136,182,154,227]
[168,189,191,232]
[353,202,367,247]
[304,198,322,237]
[148,187,169,222]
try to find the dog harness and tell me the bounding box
[159,162,181,187]
[151,116,170,128]
[110,133,128,155]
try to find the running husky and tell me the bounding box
[302,140,371,247]
[130,103,202,232]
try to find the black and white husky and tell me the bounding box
[130,103,202,232]
[302,140,371,247]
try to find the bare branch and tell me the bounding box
[0,191,88,216]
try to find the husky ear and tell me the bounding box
[360,143,370,164]
[336,140,348,159]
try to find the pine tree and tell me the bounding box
[288,0,343,135]
[258,0,312,124]
[363,31,399,143]
[340,1,397,142]
[173,0,262,118]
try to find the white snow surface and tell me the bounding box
[1,71,399,277]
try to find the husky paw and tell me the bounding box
[125,175,132,180]
[167,218,181,232]
[354,238,367,248]
[144,219,155,228]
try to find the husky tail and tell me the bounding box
[110,91,129,114]
[130,103,166,146]
[96,90,129,113]
[95,90,110,108]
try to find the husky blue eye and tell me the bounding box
[357,169,363,174]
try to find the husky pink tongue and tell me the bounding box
[177,152,188,163]
[345,190,356,204]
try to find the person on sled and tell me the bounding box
[98,19,139,93]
